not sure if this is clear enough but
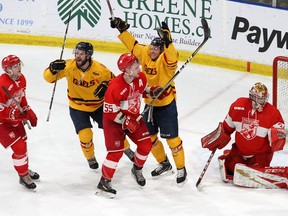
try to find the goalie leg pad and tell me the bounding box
[233,163,288,189]
[218,150,233,183]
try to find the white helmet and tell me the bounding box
[249,82,269,112]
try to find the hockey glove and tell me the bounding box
[157,22,172,48]
[110,17,130,33]
[25,107,38,127]
[93,81,109,99]
[122,115,140,133]
[268,124,286,152]
[49,59,66,75]
[9,108,26,121]
[201,122,231,151]
[148,86,162,98]
[147,86,169,100]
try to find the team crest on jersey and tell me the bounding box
[127,91,141,114]
[240,117,259,140]
[8,131,15,139]
[115,140,121,148]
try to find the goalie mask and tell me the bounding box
[249,82,269,112]
[2,55,22,81]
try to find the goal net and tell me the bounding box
[273,56,288,125]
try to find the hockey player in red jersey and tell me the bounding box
[202,82,288,189]
[110,17,187,185]
[0,55,39,190]
[96,53,164,198]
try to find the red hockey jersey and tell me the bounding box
[103,72,147,120]
[0,73,28,124]
[223,97,285,156]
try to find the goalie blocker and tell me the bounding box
[233,163,288,189]
[201,122,231,151]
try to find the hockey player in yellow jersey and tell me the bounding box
[110,18,187,184]
[43,42,133,170]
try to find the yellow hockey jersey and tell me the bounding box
[118,31,179,107]
[43,59,115,112]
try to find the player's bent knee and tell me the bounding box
[218,156,233,183]
[79,128,93,145]
[167,137,182,155]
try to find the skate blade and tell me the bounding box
[131,174,146,189]
[95,189,116,199]
[176,177,188,187]
[152,169,175,179]
[20,185,37,192]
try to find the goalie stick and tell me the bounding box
[141,18,210,116]
[46,0,78,122]
[1,85,31,130]
[196,148,216,188]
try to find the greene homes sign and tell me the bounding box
[57,0,212,39]
[57,0,102,30]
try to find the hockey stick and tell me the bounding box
[196,148,216,188]
[46,0,78,122]
[106,0,114,20]
[141,18,210,116]
[1,85,31,129]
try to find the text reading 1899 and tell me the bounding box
[17,19,33,26]
[0,18,33,26]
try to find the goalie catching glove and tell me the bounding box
[268,123,286,152]
[157,22,172,48]
[201,122,231,151]
[49,59,66,75]
[110,17,130,33]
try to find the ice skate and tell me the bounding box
[87,156,99,169]
[151,158,174,177]
[176,167,187,186]
[28,169,40,180]
[19,175,36,190]
[124,148,134,162]
[96,177,116,199]
[131,165,146,187]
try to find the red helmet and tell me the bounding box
[117,53,138,72]
[2,55,21,70]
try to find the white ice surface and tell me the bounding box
[0,44,287,216]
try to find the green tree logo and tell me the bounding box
[57,0,101,30]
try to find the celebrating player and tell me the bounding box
[202,82,288,189]
[109,17,187,185]
[96,53,163,198]
[43,42,133,170]
[0,55,39,190]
